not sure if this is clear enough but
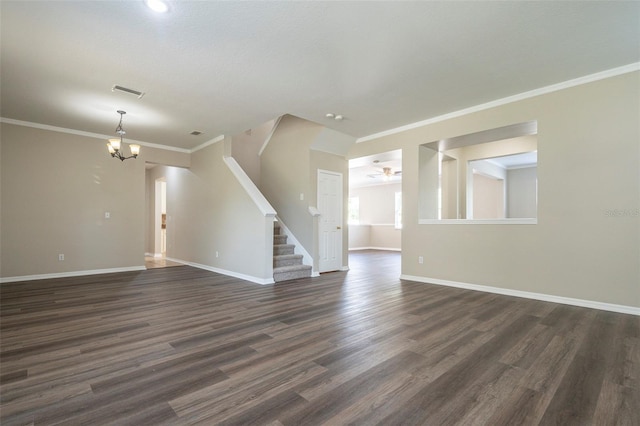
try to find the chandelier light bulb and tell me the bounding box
[106,110,140,161]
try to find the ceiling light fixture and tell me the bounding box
[145,0,169,13]
[106,110,140,161]
[326,113,344,121]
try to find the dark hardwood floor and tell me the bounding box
[1,250,638,425]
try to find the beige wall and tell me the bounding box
[370,225,401,250]
[348,71,640,308]
[472,173,505,219]
[351,183,401,224]
[348,225,371,249]
[1,123,146,277]
[144,145,190,169]
[1,116,346,281]
[507,166,537,218]
[232,119,276,187]
[349,183,402,250]
[260,115,318,253]
[261,115,349,268]
[348,225,401,251]
[165,140,274,281]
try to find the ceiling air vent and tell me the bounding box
[190,130,203,136]
[112,85,145,99]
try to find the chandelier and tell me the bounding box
[106,110,140,161]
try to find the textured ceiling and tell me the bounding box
[1,1,639,151]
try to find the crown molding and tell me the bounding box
[189,134,226,153]
[0,117,191,153]
[356,62,640,143]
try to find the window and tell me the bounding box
[395,191,402,229]
[348,196,360,224]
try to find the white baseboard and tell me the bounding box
[400,274,640,316]
[166,257,275,285]
[349,247,402,252]
[340,266,350,271]
[0,266,147,284]
[144,252,164,258]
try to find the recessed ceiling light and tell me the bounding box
[325,113,344,121]
[145,0,169,13]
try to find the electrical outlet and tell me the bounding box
[104,212,111,219]
[59,254,65,261]
[418,256,424,264]
[299,193,304,201]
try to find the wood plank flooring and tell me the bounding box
[1,250,638,425]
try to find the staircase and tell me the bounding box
[273,221,312,282]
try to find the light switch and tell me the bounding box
[300,193,304,201]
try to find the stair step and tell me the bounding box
[274,234,288,244]
[274,254,303,268]
[273,264,312,282]
[272,221,312,282]
[274,244,295,255]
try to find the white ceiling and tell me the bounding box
[485,151,538,170]
[1,1,639,151]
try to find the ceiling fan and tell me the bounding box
[367,167,402,179]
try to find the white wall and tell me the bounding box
[348,71,640,309]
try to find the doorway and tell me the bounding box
[155,178,167,257]
[347,149,402,252]
[145,177,180,269]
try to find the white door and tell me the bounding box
[318,170,343,272]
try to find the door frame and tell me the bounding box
[317,169,344,273]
